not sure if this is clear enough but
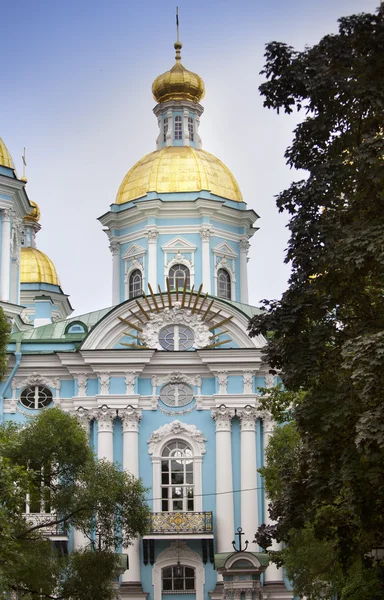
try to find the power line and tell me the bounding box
[145,485,264,502]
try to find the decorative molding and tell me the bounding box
[243,370,254,394]
[98,372,110,395]
[109,240,120,255]
[75,407,92,433]
[152,542,205,600]
[124,371,138,395]
[14,372,60,394]
[265,373,275,389]
[120,406,142,433]
[142,304,211,350]
[199,226,212,242]
[93,405,115,432]
[147,229,159,243]
[261,412,275,434]
[211,405,235,431]
[215,371,228,394]
[239,239,251,254]
[74,373,88,397]
[121,243,146,260]
[212,241,238,259]
[156,540,201,564]
[148,420,206,455]
[238,405,259,431]
[158,402,196,416]
[161,236,197,252]
[153,370,202,389]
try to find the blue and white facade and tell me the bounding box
[0,41,294,600]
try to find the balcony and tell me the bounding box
[144,511,213,539]
[23,513,68,538]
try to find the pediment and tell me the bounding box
[122,243,146,259]
[212,242,238,258]
[162,236,197,251]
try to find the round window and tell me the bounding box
[20,385,53,409]
[159,325,194,351]
[160,383,194,407]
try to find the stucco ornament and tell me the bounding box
[15,372,59,393]
[141,302,211,350]
[153,371,202,388]
[148,420,206,455]
[93,405,115,432]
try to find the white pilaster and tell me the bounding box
[211,405,235,552]
[200,226,211,293]
[74,408,93,550]
[110,240,120,305]
[238,406,259,542]
[95,406,114,460]
[239,239,250,304]
[121,407,142,584]
[262,413,283,583]
[1,209,12,302]
[147,229,158,291]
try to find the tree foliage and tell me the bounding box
[0,409,150,600]
[249,6,384,597]
[0,307,11,380]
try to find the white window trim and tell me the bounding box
[165,255,194,290]
[148,424,205,512]
[153,542,204,600]
[124,260,145,300]
[214,260,236,301]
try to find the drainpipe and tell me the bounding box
[0,342,21,422]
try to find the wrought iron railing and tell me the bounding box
[23,513,67,536]
[148,511,213,534]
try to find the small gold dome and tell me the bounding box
[116,146,243,204]
[152,42,205,104]
[20,247,60,286]
[23,201,41,223]
[0,137,15,170]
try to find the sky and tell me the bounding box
[1,0,379,316]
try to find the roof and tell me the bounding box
[214,552,270,569]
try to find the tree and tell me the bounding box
[248,5,384,596]
[0,408,150,600]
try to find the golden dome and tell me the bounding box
[20,247,60,285]
[23,201,41,223]
[116,146,243,204]
[0,137,15,170]
[152,42,205,104]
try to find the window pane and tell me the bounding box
[129,269,142,299]
[173,500,183,510]
[217,268,231,300]
[163,579,172,591]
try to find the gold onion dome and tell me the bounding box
[20,247,60,286]
[0,137,15,170]
[23,201,41,223]
[152,42,205,104]
[116,146,243,204]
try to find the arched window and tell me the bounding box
[188,117,194,142]
[217,268,231,300]
[169,264,190,291]
[129,269,142,299]
[163,117,169,143]
[162,565,195,593]
[20,386,53,410]
[174,116,183,140]
[161,441,194,512]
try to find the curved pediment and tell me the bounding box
[80,287,265,351]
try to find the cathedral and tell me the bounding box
[0,37,294,600]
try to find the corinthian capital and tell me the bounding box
[239,238,250,253]
[109,240,120,255]
[147,229,159,243]
[238,405,259,431]
[75,407,93,434]
[211,405,235,431]
[215,370,228,394]
[199,226,211,242]
[94,405,115,432]
[121,406,142,433]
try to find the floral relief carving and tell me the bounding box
[215,371,228,394]
[243,370,254,394]
[75,407,93,433]
[74,373,88,397]
[93,406,115,432]
[148,420,206,455]
[265,372,275,389]
[211,405,235,431]
[141,303,211,350]
[99,372,110,395]
[121,406,142,432]
[15,372,59,393]
[153,371,202,388]
[238,405,259,431]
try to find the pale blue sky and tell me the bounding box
[1,0,379,315]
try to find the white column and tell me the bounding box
[110,240,120,305]
[1,209,12,302]
[74,409,93,550]
[211,405,235,552]
[95,406,114,460]
[262,413,283,583]
[239,239,250,304]
[200,227,211,293]
[238,406,259,542]
[121,407,142,584]
[147,229,158,291]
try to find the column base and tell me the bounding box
[119,582,149,600]
[261,582,294,599]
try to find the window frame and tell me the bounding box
[129,269,143,299]
[158,325,195,352]
[20,385,53,410]
[187,117,194,142]
[168,263,190,291]
[162,565,196,593]
[217,268,231,300]
[174,115,183,140]
[161,440,195,512]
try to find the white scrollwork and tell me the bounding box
[74,373,88,397]
[199,227,211,242]
[121,406,142,432]
[98,372,110,395]
[148,420,206,455]
[141,303,211,350]
[109,240,120,255]
[14,372,60,393]
[75,407,93,433]
[243,370,254,394]
[211,405,235,431]
[265,372,275,389]
[238,405,259,431]
[147,229,159,243]
[158,402,196,416]
[124,371,137,395]
[156,541,200,564]
[215,370,228,394]
[261,411,275,434]
[152,371,202,388]
[93,406,115,432]
[239,239,250,253]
